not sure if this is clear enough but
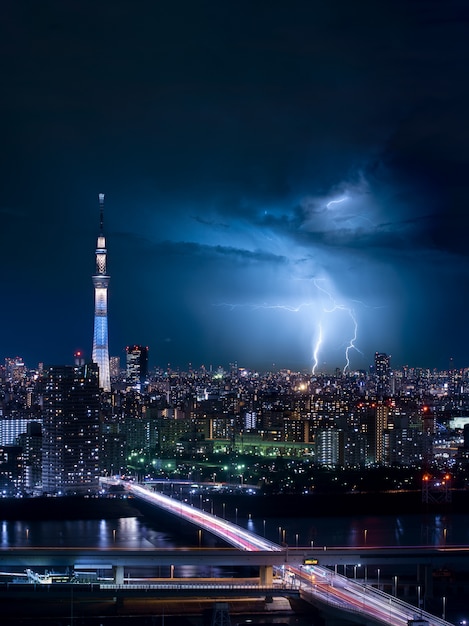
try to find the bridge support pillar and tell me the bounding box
[259,565,273,586]
[113,565,124,585]
[417,563,433,599]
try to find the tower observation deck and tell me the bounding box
[92,193,111,392]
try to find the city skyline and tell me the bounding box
[1,2,469,372]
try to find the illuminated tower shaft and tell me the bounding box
[92,193,111,392]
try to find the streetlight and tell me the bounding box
[377,568,380,591]
[222,502,225,519]
[354,564,361,579]
[364,529,367,545]
[442,596,446,621]
[394,575,398,597]
[295,533,299,548]
[235,508,238,525]
[263,519,266,537]
[198,529,202,547]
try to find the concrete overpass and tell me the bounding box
[0,546,293,584]
[113,479,455,626]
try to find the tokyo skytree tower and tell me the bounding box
[92,193,111,392]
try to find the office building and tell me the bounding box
[126,345,149,389]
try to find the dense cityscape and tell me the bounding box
[0,195,467,506]
[3,4,469,624]
[1,350,468,499]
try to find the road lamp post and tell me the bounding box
[377,568,380,591]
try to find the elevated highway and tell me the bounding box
[116,479,455,626]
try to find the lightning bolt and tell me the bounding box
[218,302,314,313]
[312,323,322,375]
[344,309,358,372]
[217,280,363,373]
[313,279,362,373]
[326,196,348,208]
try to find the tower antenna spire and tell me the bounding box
[98,193,105,234]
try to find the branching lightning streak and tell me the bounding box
[312,323,322,375]
[218,303,313,313]
[313,279,361,373]
[217,281,362,373]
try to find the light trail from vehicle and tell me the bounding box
[122,480,453,626]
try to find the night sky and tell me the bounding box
[1,1,469,373]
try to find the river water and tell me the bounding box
[1,508,468,624]
[3,510,468,549]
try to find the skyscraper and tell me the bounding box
[374,352,391,397]
[41,364,101,494]
[126,345,149,390]
[92,193,111,392]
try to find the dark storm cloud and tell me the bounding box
[149,240,289,266]
[192,216,230,230]
[1,0,469,370]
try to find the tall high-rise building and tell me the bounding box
[92,193,111,392]
[126,345,149,389]
[374,401,389,464]
[41,364,101,494]
[110,356,121,380]
[374,352,391,397]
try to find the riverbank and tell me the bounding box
[0,495,143,520]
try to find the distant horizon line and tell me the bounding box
[2,355,469,376]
